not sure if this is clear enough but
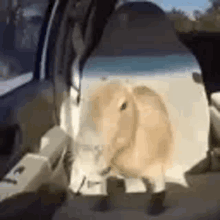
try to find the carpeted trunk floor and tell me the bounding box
[53,172,220,220]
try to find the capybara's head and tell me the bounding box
[87,80,138,170]
[90,81,137,143]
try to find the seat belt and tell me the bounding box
[69,0,118,104]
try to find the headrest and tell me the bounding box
[92,2,189,57]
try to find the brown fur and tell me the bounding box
[87,80,174,181]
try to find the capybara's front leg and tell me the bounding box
[142,164,167,216]
[91,177,125,212]
[147,189,166,216]
[91,177,112,212]
[91,195,112,212]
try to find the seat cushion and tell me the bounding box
[211,92,220,110]
[210,106,220,142]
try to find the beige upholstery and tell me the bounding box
[0,126,70,202]
[210,92,220,143]
[211,93,220,110]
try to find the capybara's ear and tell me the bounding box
[132,85,155,97]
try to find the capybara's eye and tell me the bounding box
[120,102,127,111]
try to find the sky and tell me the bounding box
[152,0,211,19]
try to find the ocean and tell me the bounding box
[79,54,201,93]
[83,54,200,77]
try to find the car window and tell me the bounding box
[0,1,49,84]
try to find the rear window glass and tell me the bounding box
[0,1,49,81]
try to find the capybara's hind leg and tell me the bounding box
[142,163,167,216]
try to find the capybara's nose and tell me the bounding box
[100,167,111,176]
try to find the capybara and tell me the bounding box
[74,79,174,215]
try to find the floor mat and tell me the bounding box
[53,173,220,220]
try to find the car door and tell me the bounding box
[0,0,79,180]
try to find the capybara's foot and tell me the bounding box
[91,196,112,212]
[146,191,167,216]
